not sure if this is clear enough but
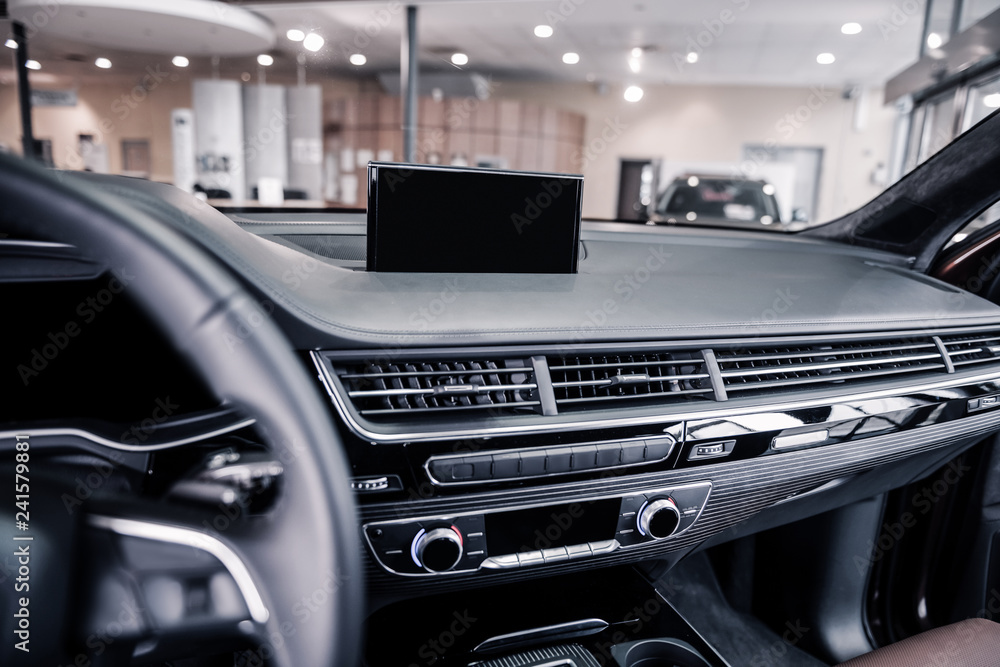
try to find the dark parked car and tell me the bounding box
[650,174,798,231]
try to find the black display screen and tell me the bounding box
[366,162,583,273]
[485,499,621,554]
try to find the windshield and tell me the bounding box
[3,0,999,232]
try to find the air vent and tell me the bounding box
[941,333,1000,370]
[336,359,540,419]
[548,352,715,410]
[715,337,947,395]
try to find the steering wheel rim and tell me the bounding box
[0,154,362,667]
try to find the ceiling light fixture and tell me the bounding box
[25,59,40,70]
[628,57,641,73]
[624,85,644,102]
[631,47,643,58]
[172,55,189,68]
[686,51,698,64]
[926,32,943,49]
[562,52,580,64]
[816,52,835,64]
[687,176,699,187]
[5,38,17,49]
[257,54,274,66]
[451,52,468,66]
[95,57,112,69]
[534,25,553,38]
[841,22,862,35]
[286,29,305,42]
[349,53,367,66]
[984,93,1000,108]
[303,33,325,52]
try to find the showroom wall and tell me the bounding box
[0,74,895,222]
[494,81,897,222]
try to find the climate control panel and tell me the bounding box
[363,481,712,576]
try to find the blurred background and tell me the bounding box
[1,0,998,229]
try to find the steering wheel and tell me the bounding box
[0,154,362,666]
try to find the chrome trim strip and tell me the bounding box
[88,515,269,623]
[0,418,257,452]
[772,430,830,450]
[312,351,1000,444]
[0,239,76,248]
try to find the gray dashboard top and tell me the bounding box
[74,174,1000,349]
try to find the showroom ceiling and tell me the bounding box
[1,0,924,88]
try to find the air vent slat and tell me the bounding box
[719,352,943,378]
[724,363,947,392]
[336,357,539,421]
[716,343,936,363]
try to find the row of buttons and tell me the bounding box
[427,437,676,484]
[480,539,619,569]
[968,395,999,412]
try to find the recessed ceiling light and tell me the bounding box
[5,38,17,49]
[984,93,1000,108]
[762,184,776,195]
[926,32,943,49]
[816,52,835,64]
[686,51,698,64]
[257,54,274,66]
[172,55,189,68]
[25,59,40,70]
[286,29,305,42]
[631,47,644,58]
[303,33,325,52]
[624,85,644,102]
[95,57,112,69]
[451,52,468,66]
[349,53,367,66]
[841,22,862,35]
[687,176,699,187]
[562,52,580,65]
[628,57,641,73]
[534,25,553,38]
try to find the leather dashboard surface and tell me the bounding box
[69,174,1000,347]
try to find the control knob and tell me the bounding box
[411,526,463,572]
[636,497,681,539]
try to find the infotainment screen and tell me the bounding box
[366,162,583,273]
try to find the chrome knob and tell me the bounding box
[412,526,463,572]
[637,497,681,539]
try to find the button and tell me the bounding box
[480,554,519,569]
[545,448,572,474]
[566,543,592,559]
[589,540,618,555]
[520,450,546,476]
[427,458,457,481]
[570,444,598,470]
[984,396,998,406]
[595,443,622,467]
[969,398,981,411]
[643,437,674,461]
[620,440,646,465]
[516,551,544,566]
[491,452,521,479]
[541,547,568,562]
[465,455,493,480]
[450,462,475,481]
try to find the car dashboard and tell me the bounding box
[7,174,1000,665]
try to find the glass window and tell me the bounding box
[945,200,1000,248]
[962,76,1000,131]
[923,0,959,53]
[917,93,956,164]
[960,0,1000,31]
